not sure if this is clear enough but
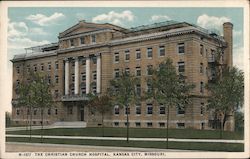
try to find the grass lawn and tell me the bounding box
[6,127,244,140]
[6,137,244,152]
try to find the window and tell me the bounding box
[136,67,141,76]
[200,81,204,93]
[177,123,185,128]
[16,80,20,86]
[81,86,86,94]
[178,43,185,54]
[136,49,141,60]
[147,65,153,75]
[147,47,153,58]
[147,122,153,127]
[55,75,59,84]
[135,122,141,127]
[81,72,86,81]
[177,105,185,114]
[91,35,96,43]
[136,84,141,96]
[135,105,141,115]
[48,108,51,115]
[80,37,85,45]
[125,50,130,61]
[114,105,119,115]
[34,64,37,72]
[92,83,97,94]
[71,87,74,95]
[159,46,165,57]
[48,63,51,71]
[55,61,59,70]
[40,64,44,71]
[34,109,37,115]
[82,59,86,65]
[54,90,59,98]
[159,105,165,114]
[201,103,205,115]
[48,75,51,84]
[124,122,129,126]
[125,106,130,115]
[114,122,119,126]
[72,74,75,82]
[114,69,119,78]
[147,83,152,93]
[200,63,203,74]
[27,65,30,73]
[27,109,30,115]
[93,71,97,80]
[92,56,97,64]
[55,108,58,115]
[72,61,75,67]
[159,122,165,127]
[16,109,20,115]
[16,66,20,74]
[68,106,73,115]
[70,39,74,47]
[114,52,119,63]
[200,44,204,56]
[147,104,153,114]
[178,62,185,73]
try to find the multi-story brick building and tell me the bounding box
[11,20,234,130]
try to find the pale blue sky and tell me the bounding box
[5,7,245,112]
[8,7,244,69]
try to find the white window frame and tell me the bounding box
[178,43,185,54]
[125,50,130,62]
[158,45,165,57]
[136,49,141,60]
[114,52,119,63]
[147,47,153,59]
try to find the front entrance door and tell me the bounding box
[80,106,84,121]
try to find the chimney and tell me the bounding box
[223,22,233,68]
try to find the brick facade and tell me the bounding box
[11,20,234,131]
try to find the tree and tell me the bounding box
[31,72,54,142]
[16,78,35,140]
[207,67,244,133]
[146,58,194,148]
[87,94,112,136]
[108,71,138,142]
[5,112,11,128]
[234,110,244,132]
[16,72,54,142]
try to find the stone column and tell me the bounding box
[86,56,90,94]
[64,58,69,95]
[74,57,79,95]
[96,54,101,93]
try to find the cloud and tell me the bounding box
[197,14,231,35]
[8,37,49,54]
[92,10,134,26]
[29,27,47,35]
[233,46,244,71]
[233,30,242,37]
[76,13,85,20]
[26,12,65,26]
[8,21,28,38]
[150,15,171,22]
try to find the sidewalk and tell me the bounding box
[6,134,244,143]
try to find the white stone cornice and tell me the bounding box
[59,29,114,41]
